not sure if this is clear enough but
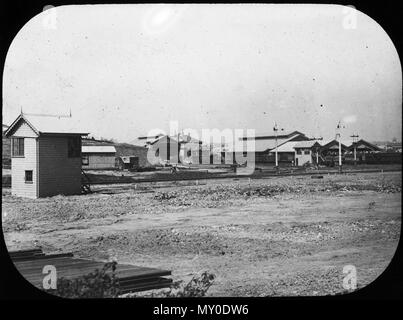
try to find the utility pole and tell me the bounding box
[336,121,345,171]
[273,122,284,170]
[350,134,359,164]
[310,137,323,166]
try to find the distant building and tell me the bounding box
[136,133,165,147]
[319,139,350,156]
[4,113,88,198]
[82,137,151,169]
[347,139,381,153]
[386,142,402,153]
[269,139,322,166]
[269,141,301,164]
[293,140,322,166]
[81,145,116,169]
[139,133,203,165]
[241,131,310,163]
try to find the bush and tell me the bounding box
[46,261,120,298]
[127,271,216,298]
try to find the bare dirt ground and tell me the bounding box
[2,171,401,296]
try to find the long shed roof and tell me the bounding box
[82,145,116,153]
[270,141,302,153]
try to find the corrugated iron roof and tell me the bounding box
[241,131,306,140]
[5,113,89,136]
[321,139,352,149]
[82,145,116,153]
[294,140,322,149]
[252,134,306,152]
[238,131,308,152]
[270,141,302,153]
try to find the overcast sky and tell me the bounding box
[3,4,401,143]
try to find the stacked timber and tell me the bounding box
[8,248,172,294]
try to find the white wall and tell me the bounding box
[11,137,38,198]
[295,150,312,166]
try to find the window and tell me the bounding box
[25,170,33,183]
[304,150,310,155]
[12,138,24,157]
[296,149,302,155]
[68,136,81,158]
[82,154,89,165]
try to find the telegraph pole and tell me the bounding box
[310,137,323,166]
[336,121,345,172]
[273,122,284,169]
[350,134,359,164]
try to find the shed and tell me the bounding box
[293,140,322,166]
[81,145,116,170]
[320,139,349,156]
[4,113,88,198]
[240,131,309,163]
[347,139,381,153]
[269,140,306,163]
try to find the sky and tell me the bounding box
[3,4,402,143]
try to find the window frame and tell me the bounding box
[11,137,25,157]
[24,170,33,184]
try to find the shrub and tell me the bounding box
[46,261,120,298]
[126,271,216,298]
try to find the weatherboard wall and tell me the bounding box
[82,153,116,169]
[37,136,82,197]
[11,137,38,198]
[9,120,38,198]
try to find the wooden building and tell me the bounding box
[347,139,381,154]
[139,134,203,166]
[293,140,322,166]
[4,113,88,198]
[319,139,349,156]
[240,131,309,163]
[81,145,116,169]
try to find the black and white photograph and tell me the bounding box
[1,3,402,302]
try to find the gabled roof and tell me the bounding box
[270,141,302,153]
[140,134,202,147]
[137,133,164,140]
[241,130,306,140]
[253,133,309,152]
[148,135,179,146]
[320,139,350,149]
[238,131,309,152]
[4,113,89,137]
[82,145,116,153]
[294,140,322,149]
[348,139,381,151]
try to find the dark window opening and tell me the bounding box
[68,136,81,158]
[304,150,310,155]
[12,138,24,157]
[296,149,302,155]
[25,170,33,183]
[82,154,89,165]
